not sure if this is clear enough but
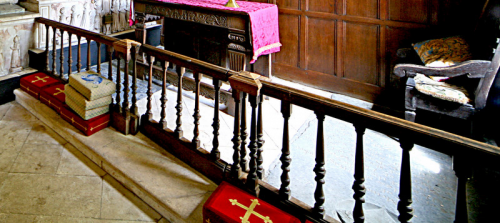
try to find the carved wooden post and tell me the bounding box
[143,54,155,124]
[175,66,185,139]
[160,61,169,129]
[353,124,366,223]
[257,93,265,179]
[135,12,147,45]
[240,92,249,172]
[211,78,221,161]
[313,111,326,218]
[112,39,141,135]
[398,137,414,223]
[68,33,73,76]
[59,30,64,78]
[45,25,50,73]
[86,39,91,71]
[97,42,102,74]
[280,100,292,200]
[52,27,57,76]
[231,89,242,179]
[192,71,202,149]
[77,36,82,72]
[116,57,122,111]
[229,71,263,195]
[453,155,471,223]
[107,46,114,82]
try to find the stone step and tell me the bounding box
[15,88,217,223]
[0,4,25,16]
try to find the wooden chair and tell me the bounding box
[393,2,500,136]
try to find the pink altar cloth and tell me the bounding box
[132,0,281,63]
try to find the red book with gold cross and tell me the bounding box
[20,72,60,99]
[40,84,65,114]
[203,181,301,223]
[60,105,110,136]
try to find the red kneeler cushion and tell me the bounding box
[20,72,60,99]
[203,181,301,223]
[40,84,65,114]
[60,105,110,136]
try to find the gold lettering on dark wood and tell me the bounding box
[145,5,228,27]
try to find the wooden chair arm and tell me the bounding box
[394,60,491,78]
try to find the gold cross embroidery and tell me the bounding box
[229,199,273,223]
[53,88,64,96]
[31,76,49,83]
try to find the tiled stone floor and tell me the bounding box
[0,101,168,222]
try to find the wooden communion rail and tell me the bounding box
[36,17,500,223]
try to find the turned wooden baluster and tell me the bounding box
[280,101,292,200]
[398,138,414,223]
[77,36,81,72]
[59,30,64,78]
[67,33,72,76]
[122,54,130,116]
[45,25,50,72]
[97,42,102,74]
[240,92,249,172]
[211,78,221,161]
[86,39,91,71]
[246,94,260,193]
[453,155,471,223]
[313,111,326,218]
[175,66,185,139]
[231,90,242,179]
[52,27,57,76]
[116,56,122,111]
[192,71,202,148]
[256,94,265,179]
[159,60,169,129]
[353,124,366,223]
[107,46,113,82]
[131,46,139,117]
[144,55,155,121]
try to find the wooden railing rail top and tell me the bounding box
[140,44,236,81]
[35,17,120,45]
[260,79,500,158]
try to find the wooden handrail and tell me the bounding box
[260,79,500,158]
[35,17,120,45]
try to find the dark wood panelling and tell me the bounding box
[308,0,335,13]
[389,0,429,23]
[343,22,380,85]
[262,0,486,103]
[276,0,300,10]
[307,18,336,75]
[345,0,379,18]
[276,14,300,67]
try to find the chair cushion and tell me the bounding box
[414,74,471,105]
[413,36,472,67]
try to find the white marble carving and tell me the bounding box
[80,2,89,30]
[111,0,119,33]
[119,0,127,31]
[70,5,81,27]
[9,35,22,73]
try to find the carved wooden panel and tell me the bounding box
[345,0,378,18]
[276,0,300,10]
[389,0,429,23]
[275,14,300,67]
[248,0,484,102]
[343,22,379,85]
[307,18,336,75]
[308,0,335,14]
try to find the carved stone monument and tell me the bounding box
[0,0,37,77]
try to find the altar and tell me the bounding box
[132,0,280,77]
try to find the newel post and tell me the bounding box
[229,71,263,196]
[112,39,141,135]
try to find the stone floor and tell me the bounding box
[0,101,169,222]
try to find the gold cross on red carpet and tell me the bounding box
[53,88,64,96]
[31,76,49,83]
[229,198,273,223]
